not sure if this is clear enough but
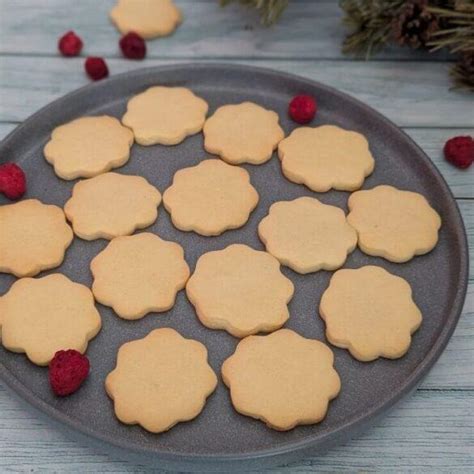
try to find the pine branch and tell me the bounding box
[220,0,289,25]
[340,0,406,58]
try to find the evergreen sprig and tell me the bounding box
[220,0,289,25]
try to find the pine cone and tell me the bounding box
[392,0,439,49]
[452,52,474,90]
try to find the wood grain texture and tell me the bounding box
[0,0,450,61]
[0,57,472,127]
[0,0,472,470]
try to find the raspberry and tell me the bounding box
[119,32,146,60]
[289,95,317,124]
[444,136,473,169]
[58,31,83,57]
[0,163,26,200]
[49,350,90,396]
[85,57,109,81]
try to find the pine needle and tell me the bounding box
[220,0,289,25]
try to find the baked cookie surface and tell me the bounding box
[258,197,357,274]
[320,266,422,361]
[347,185,441,263]
[186,244,294,337]
[44,116,134,180]
[91,233,190,320]
[222,329,340,431]
[278,125,374,192]
[0,199,73,277]
[106,328,217,433]
[163,159,259,236]
[64,172,161,240]
[110,0,182,38]
[203,102,284,165]
[0,274,101,366]
[122,86,208,146]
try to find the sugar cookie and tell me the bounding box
[258,197,357,274]
[163,159,259,236]
[110,0,182,39]
[91,233,189,320]
[122,86,208,146]
[347,185,441,263]
[0,274,101,366]
[186,244,294,337]
[320,266,422,361]
[64,172,161,241]
[278,125,375,192]
[44,116,134,180]
[0,199,73,277]
[222,329,340,431]
[106,328,217,433]
[203,102,284,165]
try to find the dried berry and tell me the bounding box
[119,32,146,60]
[0,163,26,200]
[49,350,90,396]
[58,31,83,57]
[85,57,109,81]
[444,136,474,169]
[288,95,317,124]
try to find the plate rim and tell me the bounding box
[0,62,469,467]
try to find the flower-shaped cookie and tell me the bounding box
[0,199,73,277]
[106,328,217,433]
[258,197,357,274]
[91,233,190,320]
[320,266,422,361]
[186,244,294,337]
[278,125,375,192]
[163,159,259,236]
[347,185,442,263]
[64,172,161,240]
[222,329,340,431]
[110,0,182,39]
[44,116,134,180]
[122,86,208,146]
[203,102,285,165]
[0,274,101,366]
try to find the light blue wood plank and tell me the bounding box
[0,0,450,61]
[0,57,472,127]
[0,386,470,472]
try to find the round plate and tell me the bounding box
[0,64,468,471]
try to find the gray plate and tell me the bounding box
[0,64,468,472]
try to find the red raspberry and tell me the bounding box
[444,136,474,169]
[119,32,146,60]
[289,95,317,124]
[0,163,26,200]
[49,350,90,397]
[58,31,83,57]
[85,57,109,81]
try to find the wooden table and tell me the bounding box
[0,1,472,471]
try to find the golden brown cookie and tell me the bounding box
[44,116,134,180]
[203,102,284,165]
[0,274,101,366]
[0,199,73,277]
[186,244,294,337]
[122,86,208,146]
[320,266,422,361]
[258,197,357,274]
[347,185,442,263]
[91,233,190,320]
[106,328,217,433]
[278,125,375,192]
[64,172,161,240]
[163,159,259,236]
[110,0,182,39]
[222,329,340,431]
